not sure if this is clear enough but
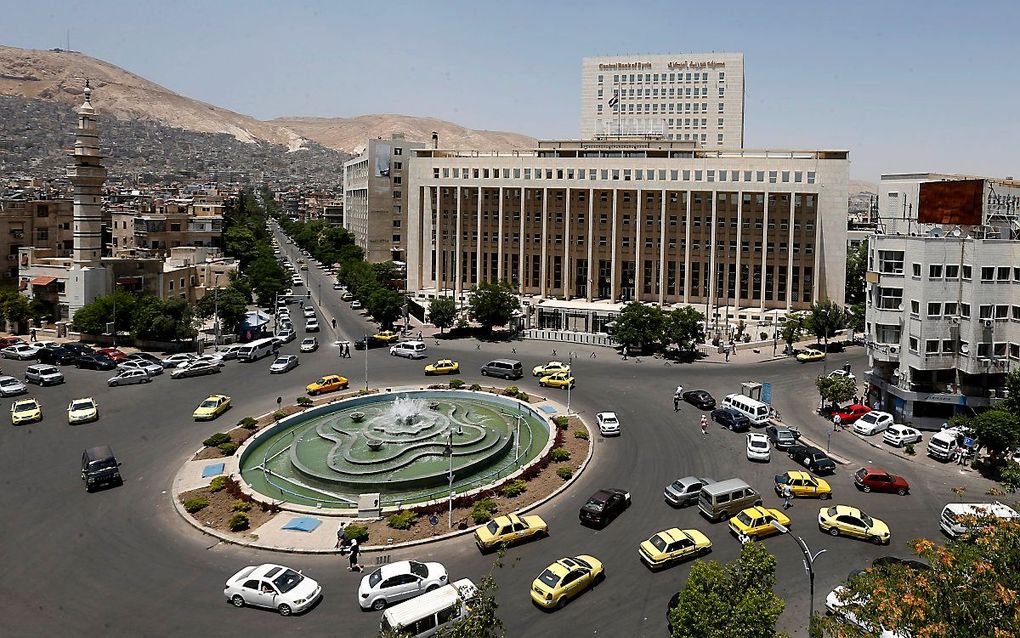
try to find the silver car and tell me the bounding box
[117,360,163,376]
[25,364,64,386]
[664,476,715,507]
[170,361,221,379]
[269,355,299,374]
[357,560,448,610]
[161,353,195,369]
[108,369,152,387]
[0,375,28,397]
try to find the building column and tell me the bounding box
[434,187,444,293]
[540,187,548,297]
[735,190,742,309]
[760,191,769,305]
[708,191,718,323]
[497,186,504,282]
[683,190,692,305]
[518,187,525,294]
[476,187,483,288]
[610,190,619,301]
[787,192,795,310]
[455,186,462,302]
[658,189,667,306]
[564,189,571,300]
[586,188,594,302]
[635,189,643,300]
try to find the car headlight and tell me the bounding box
[293,598,307,604]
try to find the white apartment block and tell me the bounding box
[580,53,744,146]
[406,139,847,333]
[865,173,1020,429]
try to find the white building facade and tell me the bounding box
[580,53,744,145]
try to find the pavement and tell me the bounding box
[0,222,1003,638]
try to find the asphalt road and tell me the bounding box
[0,228,996,637]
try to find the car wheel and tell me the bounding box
[862,485,872,493]
[820,493,831,500]
[897,487,908,496]
[277,603,292,616]
[231,594,245,608]
[371,598,387,611]
[871,535,885,545]
[556,596,567,609]
[480,370,488,376]
[426,584,439,593]
[110,381,119,387]
[828,527,840,537]
[594,571,606,585]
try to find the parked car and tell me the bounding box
[117,360,163,376]
[126,352,163,365]
[170,361,221,379]
[269,355,299,374]
[357,560,448,611]
[277,329,297,343]
[161,353,195,369]
[785,444,837,474]
[304,318,320,332]
[854,467,910,495]
[37,345,81,365]
[833,404,872,426]
[883,424,922,447]
[186,353,225,368]
[0,336,24,348]
[10,398,42,425]
[852,410,893,435]
[1,344,41,360]
[711,407,750,432]
[76,353,118,371]
[682,390,717,410]
[0,375,28,397]
[25,364,64,386]
[664,476,715,507]
[224,564,322,616]
[579,488,630,527]
[107,369,152,386]
[596,411,621,436]
[746,433,771,462]
[67,397,99,424]
[765,424,799,449]
[351,300,362,310]
[96,348,128,362]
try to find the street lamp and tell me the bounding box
[770,520,827,622]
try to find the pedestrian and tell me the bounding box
[345,343,352,358]
[782,484,793,510]
[700,414,708,435]
[552,349,557,357]
[673,395,680,412]
[30,328,37,342]
[336,522,348,552]
[332,317,337,329]
[417,331,423,341]
[623,347,628,361]
[675,384,684,399]
[347,537,362,571]
[724,349,730,362]
[590,351,596,359]
[511,347,517,354]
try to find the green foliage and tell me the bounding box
[845,238,868,305]
[432,571,505,638]
[386,510,418,530]
[903,442,916,456]
[246,255,289,307]
[237,416,258,430]
[1001,462,1020,492]
[847,302,866,336]
[574,429,590,440]
[471,498,498,524]
[132,296,197,342]
[429,297,458,333]
[194,287,249,335]
[344,524,369,542]
[228,512,250,532]
[449,379,465,389]
[500,480,527,498]
[218,441,239,456]
[550,448,571,462]
[272,411,286,421]
[70,290,140,335]
[968,409,1020,459]
[553,416,569,429]
[367,287,405,328]
[809,299,847,345]
[668,541,785,638]
[516,392,529,402]
[613,302,665,349]
[184,496,209,513]
[1003,368,1020,418]
[556,466,573,480]
[502,386,519,396]
[203,432,231,448]
[231,500,253,512]
[0,290,34,333]
[469,383,482,391]
[208,476,228,492]
[815,375,856,407]
[296,396,313,406]
[468,281,520,332]
[780,313,804,348]
[663,306,706,351]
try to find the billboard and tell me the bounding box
[917,179,984,226]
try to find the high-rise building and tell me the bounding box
[0,196,73,287]
[69,81,107,267]
[580,53,744,145]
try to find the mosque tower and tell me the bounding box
[69,80,106,266]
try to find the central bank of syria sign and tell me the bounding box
[598,62,652,71]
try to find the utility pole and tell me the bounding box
[771,521,826,623]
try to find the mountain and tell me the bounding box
[0,45,536,155]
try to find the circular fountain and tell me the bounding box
[238,390,551,509]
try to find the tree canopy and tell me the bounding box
[468,281,520,333]
[194,287,249,335]
[809,300,847,345]
[663,306,706,352]
[429,297,458,333]
[816,375,857,408]
[613,302,665,350]
[845,239,868,305]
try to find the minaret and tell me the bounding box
[69,80,106,267]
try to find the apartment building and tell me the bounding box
[580,53,744,145]
[109,197,224,255]
[343,134,425,263]
[406,139,848,333]
[0,196,73,287]
[865,174,1020,428]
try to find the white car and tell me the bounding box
[746,433,771,462]
[224,564,322,616]
[67,397,99,424]
[179,354,225,369]
[303,307,316,319]
[357,560,448,610]
[269,355,299,374]
[853,411,895,436]
[161,353,195,369]
[24,364,64,385]
[0,375,28,397]
[332,282,343,290]
[107,369,152,387]
[1,344,41,360]
[300,337,318,352]
[828,369,856,382]
[596,411,621,436]
[341,292,354,301]
[883,424,922,447]
[117,360,163,376]
[170,361,222,379]
[305,318,320,332]
[351,300,362,310]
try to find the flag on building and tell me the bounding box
[608,90,619,108]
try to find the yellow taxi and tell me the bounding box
[11,398,42,425]
[818,505,891,545]
[474,513,548,552]
[774,471,832,499]
[530,555,604,609]
[728,506,791,541]
[372,330,401,344]
[193,394,232,421]
[424,359,460,376]
[796,348,826,363]
[306,374,349,395]
[67,397,99,424]
[538,372,575,390]
[532,361,570,377]
[638,528,712,570]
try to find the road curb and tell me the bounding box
[793,431,852,466]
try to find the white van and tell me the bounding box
[390,341,427,360]
[380,578,476,637]
[236,337,278,362]
[940,502,1019,538]
[927,427,965,461]
[721,394,772,426]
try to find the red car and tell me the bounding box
[0,336,25,348]
[833,404,871,425]
[854,467,910,495]
[96,347,128,362]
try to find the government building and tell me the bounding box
[580,53,744,145]
[406,138,848,334]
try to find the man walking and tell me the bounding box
[700,414,708,435]
[673,394,680,412]
[781,484,793,510]
[347,537,362,572]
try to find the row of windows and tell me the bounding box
[598,71,724,84]
[433,167,817,185]
[600,86,720,99]
[906,337,1020,360]
[597,103,725,117]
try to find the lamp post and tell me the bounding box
[566,352,575,415]
[770,520,827,623]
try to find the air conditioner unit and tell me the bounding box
[949,315,961,324]
[888,345,900,354]
[983,319,994,328]
[979,357,991,365]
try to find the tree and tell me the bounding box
[194,287,249,335]
[846,302,865,340]
[780,313,804,353]
[0,290,34,334]
[663,306,705,352]
[613,302,665,352]
[468,281,520,333]
[968,409,1020,461]
[816,520,1020,638]
[668,541,787,638]
[246,255,288,307]
[816,375,857,409]
[132,297,196,342]
[809,300,847,350]
[1002,369,1020,418]
[429,297,458,333]
[70,291,139,335]
[367,288,404,329]
[434,572,504,638]
[845,239,868,305]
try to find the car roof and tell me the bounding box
[831,504,862,516]
[657,528,690,543]
[702,478,751,495]
[748,432,768,440]
[13,398,38,405]
[84,445,115,460]
[783,470,812,480]
[597,411,618,418]
[374,560,418,579]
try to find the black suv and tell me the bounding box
[579,488,631,528]
[76,353,118,370]
[81,445,123,492]
[353,336,387,350]
[682,390,716,410]
[786,444,836,474]
[711,407,750,432]
[38,344,85,365]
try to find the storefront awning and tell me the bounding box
[30,276,57,286]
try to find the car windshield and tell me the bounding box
[368,569,382,587]
[485,520,499,535]
[274,358,287,365]
[860,413,878,424]
[14,403,35,412]
[538,569,561,588]
[736,512,753,526]
[860,512,874,527]
[88,458,116,470]
[750,439,767,449]
[826,507,838,517]
[272,568,303,594]
[650,535,668,552]
[670,481,686,491]
[200,400,217,408]
[0,379,18,386]
[571,556,592,569]
[409,561,428,578]
[71,401,93,411]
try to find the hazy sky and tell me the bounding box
[5,0,1019,180]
